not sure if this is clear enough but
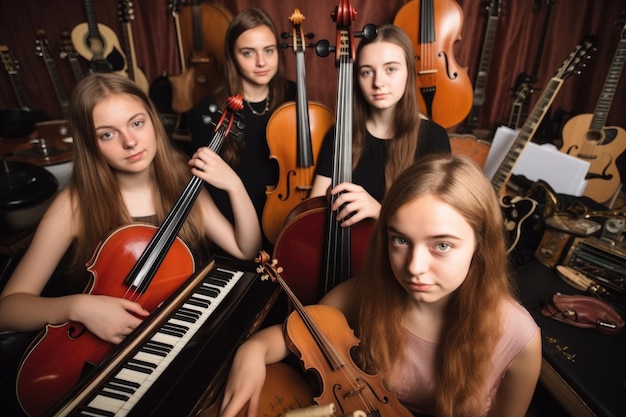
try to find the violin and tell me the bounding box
[262,9,335,245]
[168,0,232,113]
[16,97,245,417]
[272,0,377,306]
[256,252,414,417]
[394,0,473,129]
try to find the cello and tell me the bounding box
[272,0,377,306]
[394,0,473,129]
[255,252,414,417]
[262,9,335,245]
[16,96,245,417]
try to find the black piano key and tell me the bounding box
[197,284,220,298]
[78,405,116,416]
[123,362,153,374]
[98,388,130,401]
[178,306,201,319]
[186,296,210,308]
[105,378,138,395]
[159,324,187,338]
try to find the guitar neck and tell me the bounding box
[36,31,71,119]
[119,22,136,81]
[463,6,501,132]
[491,76,564,193]
[590,37,626,130]
[0,45,32,109]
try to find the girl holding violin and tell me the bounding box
[190,7,296,253]
[0,73,261,341]
[219,154,542,417]
[310,24,450,226]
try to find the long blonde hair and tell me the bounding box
[67,73,209,276]
[352,24,422,191]
[354,154,512,417]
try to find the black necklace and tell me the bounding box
[246,93,271,116]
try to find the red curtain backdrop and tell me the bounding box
[1,0,625,141]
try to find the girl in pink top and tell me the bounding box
[220,153,542,417]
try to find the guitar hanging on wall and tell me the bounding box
[492,36,596,253]
[35,30,71,120]
[71,0,127,75]
[118,0,149,92]
[0,45,32,110]
[560,20,626,204]
[60,30,85,84]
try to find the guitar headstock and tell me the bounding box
[59,30,79,60]
[0,45,19,74]
[169,0,183,17]
[555,35,596,80]
[34,30,53,60]
[118,0,135,24]
[484,0,503,17]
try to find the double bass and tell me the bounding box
[262,9,335,245]
[272,0,377,306]
[16,97,245,417]
[394,0,473,129]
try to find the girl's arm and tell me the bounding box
[0,190,149,342]
[190,147,262,259]
[488,331,542,417]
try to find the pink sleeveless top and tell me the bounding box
[386,299,539,416]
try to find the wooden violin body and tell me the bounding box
[394,0,473,129]
[263,9,335,245]
[256,251,413,417]
[17,225,194,417]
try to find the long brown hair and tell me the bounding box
[67,73,208,276]
[352,24,422,192]
[354,154,512,417]
[217,7,290,166]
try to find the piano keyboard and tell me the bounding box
[48,257,276,417]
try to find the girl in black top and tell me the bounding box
[310,23,450,226]
[190,8,296,253]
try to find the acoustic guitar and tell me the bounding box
[0,45,32,110]
[561,20,626,204]
[59,30,85,84]
[71,0,127,75]
[118,0,150,92]
[35,30,71,120]
[491,36,596,253]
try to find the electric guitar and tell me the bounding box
[459,0,503,135]
[118,0,149,91]
[0,45,32,110]
[508,0,555,130]
[71,0,127,75]
[59,29,85,83]
[492,36,596,253]
[561,20,626,204]
[35,30,71,119]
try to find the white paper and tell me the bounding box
[484,126,589,196]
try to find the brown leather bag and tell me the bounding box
[540,293,625,335]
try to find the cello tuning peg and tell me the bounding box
[315,39,334,58]
[305,32,315,39]
[280,42,291,49]
[281,31,292,39]
[354,24,378,41]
